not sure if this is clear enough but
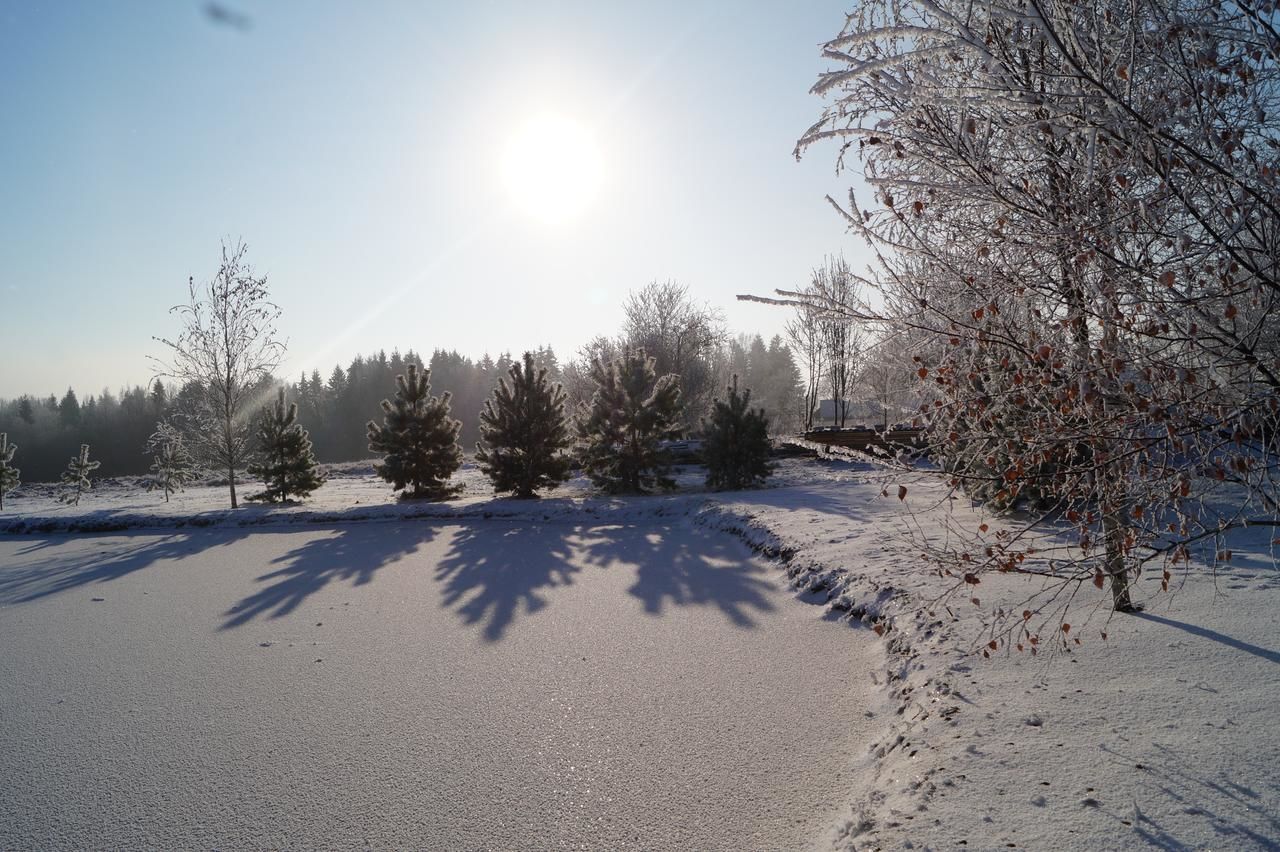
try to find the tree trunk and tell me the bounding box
[1101,498,1135,611]
[228,465,238,509]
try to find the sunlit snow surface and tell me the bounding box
[2,457,1278,849]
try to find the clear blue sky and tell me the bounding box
[0,1,867,398]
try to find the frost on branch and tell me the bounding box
[59,444,99,507]
[152,240,285,509]
[144,421,196,502]
[771,0,1280,627]
[0,433,19,510]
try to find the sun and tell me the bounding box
[501,113,604,226]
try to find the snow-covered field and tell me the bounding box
[2,457,1278,850]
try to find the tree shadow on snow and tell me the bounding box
[433,522,778,641]
[592,524,777,628]
[433,524,583,642]
[1132,611,1280,665]
[0,530,252,605]
[220,523,434,629]
[1097,740,1280,849]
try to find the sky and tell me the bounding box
[0,0,869,399]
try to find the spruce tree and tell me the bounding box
[703,376,774,491]
[476,351,573,498]
[59,444,99,506]
[144,421,197,502]
[247,388,326,502]
[367,363,463,500]
[0,433,19,510]
[576,349,683,494]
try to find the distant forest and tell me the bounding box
[0,335,804,482]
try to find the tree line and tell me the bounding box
[0,252,810,490]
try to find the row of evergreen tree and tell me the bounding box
[361,349,772,502]
[0,335,800,483]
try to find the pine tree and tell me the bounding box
[367,363,463,500]
[247,388,326,502]
[476,351,573,498]
[703,376,774,491]
[58,388,81,428]
[59,444,99,506]
[0,433,19,510]
[144,421,197,502]
[576,349,683,494]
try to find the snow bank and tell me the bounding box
[707,468,1280,851]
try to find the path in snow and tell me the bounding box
[0,520,878,851]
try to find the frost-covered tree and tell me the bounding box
[576,349,683,494]
[59,444,99,506]
[745,0,1280,624]
[367,363,463,500]
[476,352,573,498]
[0,432,19,510]
[703,377,774,491]
[247,388,325,502]
[153,240,284,509]
[858,330,920,432]
[812,257,864,428]
[623,281,725,429]
[144,421,196,502]
[786,302,826,431]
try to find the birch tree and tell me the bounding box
[153,240,285,508]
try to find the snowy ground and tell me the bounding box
[0,520,877,851]
[2,457,1279,850]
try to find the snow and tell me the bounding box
[713,462,1280,851]
[2,455,1278,849]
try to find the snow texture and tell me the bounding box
[2,455,1278,849]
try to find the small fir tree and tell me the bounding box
[247,388,326,502]
[703,376,774,491]
[59,444,100,506]
[367,363,463,500]
[0,433,19,510]
[576,349,683,494]
[145,421,197,502]
[476,351,573,498]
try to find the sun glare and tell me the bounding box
[501,113,604,226]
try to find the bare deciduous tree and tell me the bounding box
[811,257,864,428]
[153,240,284,508]
[785,304,826,431]
[858,330,918,432]
[622,280,727,429]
